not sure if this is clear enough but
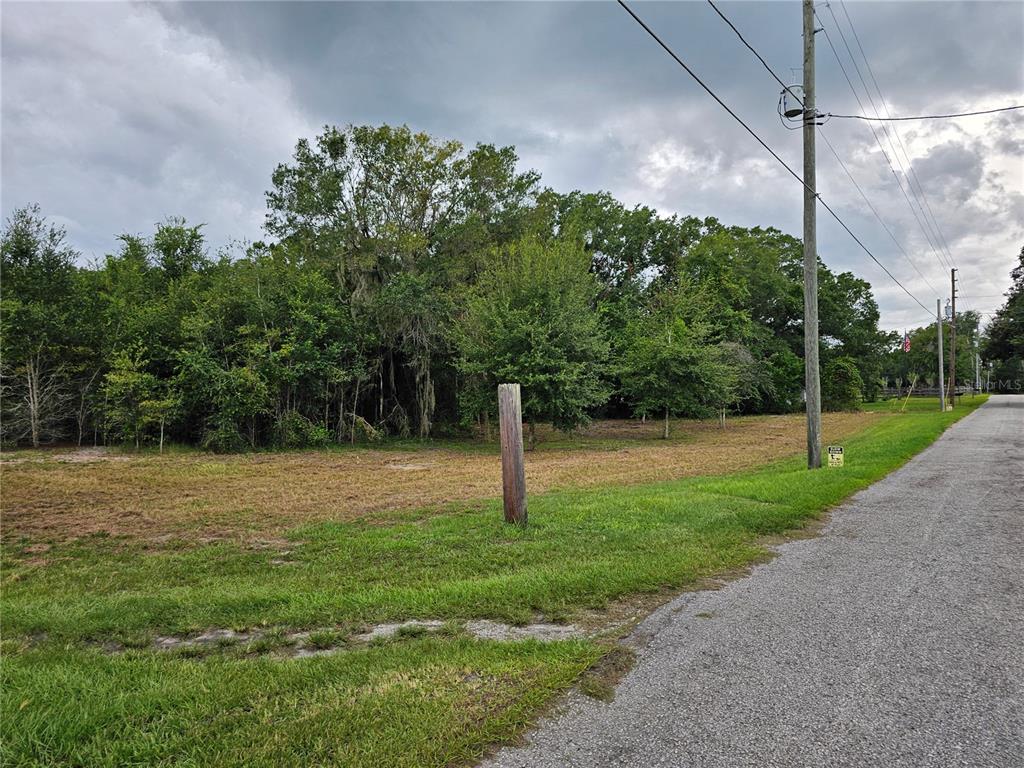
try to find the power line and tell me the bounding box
[704,1,1023,124]
[827,1,964,293]
[706,0,800,101]
[816,9,954,281]
[818,131,939,296]
[821,3,944,261]
[828,105,1023,121]
[833,0,976,312]
[616,0,932,315]
[832,3,949,250]
[704,0,939,298]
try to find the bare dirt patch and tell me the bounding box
[100,619,588,659]
[1,412,878,543]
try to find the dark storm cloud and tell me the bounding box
[3,1,1022,328]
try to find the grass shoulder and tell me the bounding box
[0,397,986,767]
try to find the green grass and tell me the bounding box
[2,638,599,768]
[0,397,986,767]
[862,393,986,413]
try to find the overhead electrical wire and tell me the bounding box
[832,0,976,313]
[616,0,932,315]
[818,131,939,296]
[706,0,1021,125]
[704,0,937,299]
[823,3,951,268]
[816,10,955,281]
[828,105,1023,121]
[713,0,953,284]
[706,0,799,100]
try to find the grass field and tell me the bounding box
[0,399,986,767]
[2,412,876,542]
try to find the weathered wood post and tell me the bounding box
[497,383,527,526]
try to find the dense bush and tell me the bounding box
[822,356,865,411]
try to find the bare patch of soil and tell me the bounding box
[0,446,129,465]
[105,619,589,660]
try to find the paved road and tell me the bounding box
[486,395,1024,768]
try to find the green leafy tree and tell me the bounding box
[822,356,864,411]
[763,346,804,413]
[266,125,468,437]
[103,346,158,449]
[1,126,908,450]
[153,218,207,281]
[457,237,609,447]
[0,205,79,446]
[982,247,1024,392]
[617,285,732,438]
[712,342,775,425]
[141,387,181,453]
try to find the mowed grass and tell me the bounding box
[2,638,600,768]
[1,412,877,542]
[0,399,986,767]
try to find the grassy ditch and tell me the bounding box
[0,397,986,767]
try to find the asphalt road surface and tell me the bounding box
[485,395,1024,768]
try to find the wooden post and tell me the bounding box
[497,383,527,526]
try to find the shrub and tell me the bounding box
[276,412,332,449]
[822,356,864,411]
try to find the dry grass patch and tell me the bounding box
[1,412,878,543]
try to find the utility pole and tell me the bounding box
[936,299,945,412]
[948,268,957,407]
[974,339,980,393]
[802,0,821,469]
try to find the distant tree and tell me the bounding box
[762,346,803,413]
[103,346,158,449]
[457,236,609,447]
[141,385,181,453]
[982,246,1024,392]
[819,270,891,401]
[1,126,910,451]
[822,356,864,411]
[617,285,731,438]
[266,124,468,437]
[152,217,207,281]
[712,342,774,426]
[0,205,79,446]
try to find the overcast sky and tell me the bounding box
[2,1,1022,330]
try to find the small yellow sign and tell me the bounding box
[827,445,844,468]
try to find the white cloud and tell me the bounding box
[1,2,314,258]
[1,1,1021,332]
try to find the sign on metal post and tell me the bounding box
[827,445,844,468]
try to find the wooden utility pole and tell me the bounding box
[497,383,527,526]
[936,299,945,412]
[974,340,980,393]
[802,0,822,469]
[948,268,957,407]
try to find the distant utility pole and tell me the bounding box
[974,339,981,393]
[937,299,945,412]
[802,0,822,469]
[948,268,957,407]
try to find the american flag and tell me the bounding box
[902,330,911,353]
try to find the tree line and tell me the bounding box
[2,124,896,451]
[881,246,1023,395]
[980,246,1024,392]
